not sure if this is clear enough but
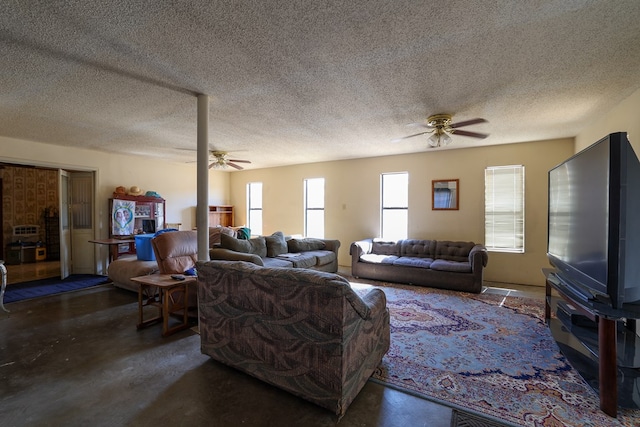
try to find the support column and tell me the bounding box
[197,94,210,260]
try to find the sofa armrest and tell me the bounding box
[469,244,489,269]
[349,239,373,258]
[359,288,387,320]
[320,239,341,256]
[209,248,265,266]
[346,287,387,320]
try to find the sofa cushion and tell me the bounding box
[435,241,475,262]
[265,231,288,257]
[305,250,335,266]
[360,254,398,265]
[371,240,400,256]
[221,234,267,258]
[287,238,326,252]
[393,257,434,268]
[286,252,318,269]
[400,239,437,258]
[209,226,236,247]
[262,257,294,268]
[108,255,158,292]
[248,237,267,258]
[430,259,472,273]
[221,233,250,253]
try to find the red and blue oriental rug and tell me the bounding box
[349,279,640,427]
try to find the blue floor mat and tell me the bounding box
[3,274,109,304]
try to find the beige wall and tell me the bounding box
[576,87,640,153]
[229,138,575,286]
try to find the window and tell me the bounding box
[485,165,525,252]
[70,172,93,229]
[247,182,263,236]
[381,172,408,241]
[304,178,324,238]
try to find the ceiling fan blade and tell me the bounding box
[208,162,216,169]
[227,162,244,170]
[228,159,251,163]
[407,122,434,129]
[450,118,487,128]
[451,129,489,139]
[391,131,432,143]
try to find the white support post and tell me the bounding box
[197,94,210,260]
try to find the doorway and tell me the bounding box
[0,164,95,284]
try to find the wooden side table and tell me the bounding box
[131,274,196,336]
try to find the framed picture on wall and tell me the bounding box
[432,179,459,210]
[112,199,135,236]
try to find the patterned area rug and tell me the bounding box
[348,279,640,427]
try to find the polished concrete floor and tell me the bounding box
[3,260,61,285]
[0,280,544,427]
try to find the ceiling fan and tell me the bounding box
[177,147,251,170]
[393,114,489,148]
[207,151,251,170]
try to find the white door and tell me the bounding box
[59,170,71,279]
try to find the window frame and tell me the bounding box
[304,177,325,238]
[246,182,263,236]
[380,172,409,241]
[484,165,525,253]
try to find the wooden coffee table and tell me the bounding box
[131,274,196,336]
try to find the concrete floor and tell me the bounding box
[1,280,543,427]
[1,284,460,427]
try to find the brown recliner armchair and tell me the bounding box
[151,230,198,274]
[151,230,199,314]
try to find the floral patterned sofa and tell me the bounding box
[196,260,390,417]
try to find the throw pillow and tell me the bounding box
[209,226,236,247]
[265,231,288,257]
[248,237,267,258]
[236,227,251,240]
[287,238,326,252]
[220,233,251,253]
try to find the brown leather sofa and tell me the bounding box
[350,238,488,293]
[197,260,390,417]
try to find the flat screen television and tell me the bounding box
[547,132,640,310]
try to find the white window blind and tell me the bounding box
[485,165,525,253]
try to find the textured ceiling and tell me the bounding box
[1,1,640,170]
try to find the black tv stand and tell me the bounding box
[544,269,640,418]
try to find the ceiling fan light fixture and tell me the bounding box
[210,161,227,169]
[428,130,452,147]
